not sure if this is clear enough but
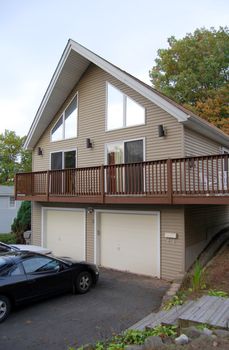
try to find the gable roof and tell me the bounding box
[24,39,229,150]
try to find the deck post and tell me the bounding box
[14,174,17,200]
[167,158,173,204]
[100,165,105,203]
[46,170,50,201]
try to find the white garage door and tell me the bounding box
[43,209,85,260]
[99,212,160,277]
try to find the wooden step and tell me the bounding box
[129,300,196,330]
[179,296,229,329]
[146,300,196,329]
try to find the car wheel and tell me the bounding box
[0,295,11,323]
[75,271,92,294]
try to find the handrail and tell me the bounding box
[15,154,229,201]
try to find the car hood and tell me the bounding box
[10,244,52,255]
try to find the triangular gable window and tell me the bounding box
[106,83,145,131]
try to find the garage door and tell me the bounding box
[99,212,160,277]
[43,209,85,260]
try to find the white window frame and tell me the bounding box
[104,138,145,193]
[9,196,16,209]
[49,149,78,170]
[105,82,145,132]
[104,137,146,165]
[50,93,78,142]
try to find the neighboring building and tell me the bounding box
[15,40,229,280]
[0,185,21,233]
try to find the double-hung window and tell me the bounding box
[51,94,78,141]
[106,83,145,131]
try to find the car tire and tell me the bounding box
[0,295,11,323]
[74,271,92,294]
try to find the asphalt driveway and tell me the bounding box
[0,268,168,350]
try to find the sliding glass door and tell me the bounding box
[50,150,76,194]
[106,139,144,193]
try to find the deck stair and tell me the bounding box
[129,296,229,331]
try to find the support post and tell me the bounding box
[100,165,104,203]
[167,158,173,204]
[47,171,50,201]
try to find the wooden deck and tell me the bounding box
[129,296,229,330]
[15,154,229,205]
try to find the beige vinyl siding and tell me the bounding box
[31,202,42,246]
[86,211,94,263]
[185,205,229,269]
[161,207,185,280]
[33,64,184,171]
[32,202,185,280]
[184,128,221,157]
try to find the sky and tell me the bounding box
[0,0,228,137]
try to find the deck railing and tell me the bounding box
[15,154,229,204]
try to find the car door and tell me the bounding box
[21,255,73,299]
[0,262,29,304]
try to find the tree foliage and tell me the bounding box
[149,27,229,133]
[11,201,31,243]
[0,130,32,185]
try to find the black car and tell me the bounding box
[0,251,99,322]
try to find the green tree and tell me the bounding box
[0,130,32,185]
[11,201,31,243]
[149,27,229,133]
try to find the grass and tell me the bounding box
[0,233,17,244]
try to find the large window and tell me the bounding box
[50,150,76,170]
[51,95,78,141]
[106,83,145,131]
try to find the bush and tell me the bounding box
[0,233,16,244]
[11,201,31,243]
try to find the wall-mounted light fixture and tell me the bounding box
[86,138,93,149]
[158,124,166,137]
[37,147,43,156]
[87,207,94,214]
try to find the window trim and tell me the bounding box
[9,196,16,209]
[49,149,77,170]
[50,93,78,142]
[105,82,146,132]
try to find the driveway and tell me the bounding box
[0,268,168,350]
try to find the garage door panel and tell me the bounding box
[100,212,159,277]
[44,209,85,260]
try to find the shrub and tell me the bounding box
[11,201,31,243]
[0,233,16,244]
